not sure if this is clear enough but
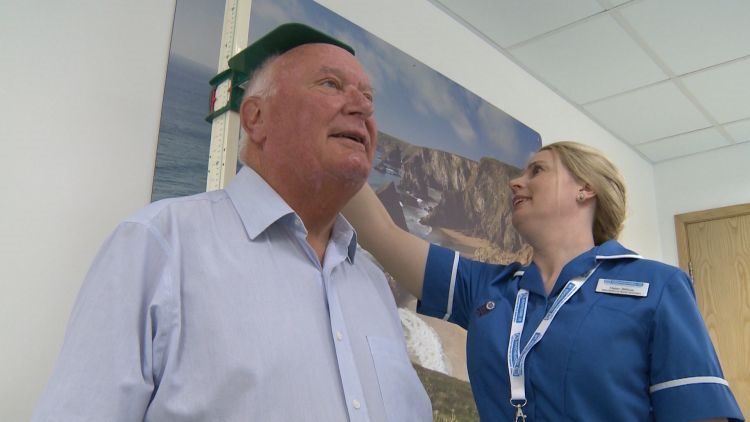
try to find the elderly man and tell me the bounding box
[33,23,431,421]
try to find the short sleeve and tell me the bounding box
[417,244,510,329]
[649,269,744,421]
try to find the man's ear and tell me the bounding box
[240,96,264,146]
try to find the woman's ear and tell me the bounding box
[579,183,596,201]
[240,96,265,146]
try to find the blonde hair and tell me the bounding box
[541,141,626,244]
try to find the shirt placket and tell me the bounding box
[290,216,369,421]
[323,269,370,422]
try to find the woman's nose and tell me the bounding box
[509,177,521,192]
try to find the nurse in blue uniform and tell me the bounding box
[343,141,743,421]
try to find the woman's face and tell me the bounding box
[509,149,583,235]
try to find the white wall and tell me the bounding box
[318,0,661,259]
[654,142,750,265]
[0,1,175,420]
[0,0,665,420]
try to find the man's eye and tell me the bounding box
[321,79,340,89]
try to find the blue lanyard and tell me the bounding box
[507,263,600,420]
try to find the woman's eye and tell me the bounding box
[531,165,542,175]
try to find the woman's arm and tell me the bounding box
[343,184,429,299]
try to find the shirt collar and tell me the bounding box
[225,166,358,263]
[332,214,359,264]
[226,166,295,240]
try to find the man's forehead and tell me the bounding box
[318,65,373,91]
[281,45,372,86]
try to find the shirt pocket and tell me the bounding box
[366,335,432,422]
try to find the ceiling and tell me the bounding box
[431,0,750,163]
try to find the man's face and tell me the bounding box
[252,43,377,192]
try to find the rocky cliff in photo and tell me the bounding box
[374,131,530,263]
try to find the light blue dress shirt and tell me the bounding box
[33,167,431,422]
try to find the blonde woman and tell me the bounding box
[344,141,743,421]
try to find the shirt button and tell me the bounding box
[336,331,343,341]
[352,399,361,409]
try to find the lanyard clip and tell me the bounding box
[511,399,527,422]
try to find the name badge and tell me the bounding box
[595,278,649,297]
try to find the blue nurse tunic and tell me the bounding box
[418,240,744,421]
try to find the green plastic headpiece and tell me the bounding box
[206,23,355,122]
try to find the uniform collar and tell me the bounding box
[593,239,643,260]
[225,166,358,263]
[516,239,641,297]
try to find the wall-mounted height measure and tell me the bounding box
[205,0,251,191]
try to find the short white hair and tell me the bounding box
[238,54,281,165]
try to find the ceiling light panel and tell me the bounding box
[681,57,750,124]
[584,81,711,143]
[619,0,750,75]
[433,0,605,48]
[724,119,750,144]
[509,14,667,104]
[636,127,730,162]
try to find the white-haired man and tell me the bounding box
[33,23,431,422]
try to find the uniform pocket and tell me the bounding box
[366,336,432,421]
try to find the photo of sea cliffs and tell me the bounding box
[373,131,532,265]
[367,131,532,392]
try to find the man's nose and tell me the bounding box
[343,87,374,118]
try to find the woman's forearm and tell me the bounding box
[343,184,429,299]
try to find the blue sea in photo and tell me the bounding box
[152,54,215,202]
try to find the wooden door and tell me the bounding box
[675,204,750,416]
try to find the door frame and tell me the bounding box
[674,203,750,272]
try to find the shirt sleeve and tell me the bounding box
[649,268,744,421]
[417,244,505,329]
[32,221,174,421]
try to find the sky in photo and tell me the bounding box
[170,0,540,168]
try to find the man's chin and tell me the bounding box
[333,165,370,189]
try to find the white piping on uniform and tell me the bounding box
[650,376,729,393]
[443,251,460,321]
[596,254,643,260]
